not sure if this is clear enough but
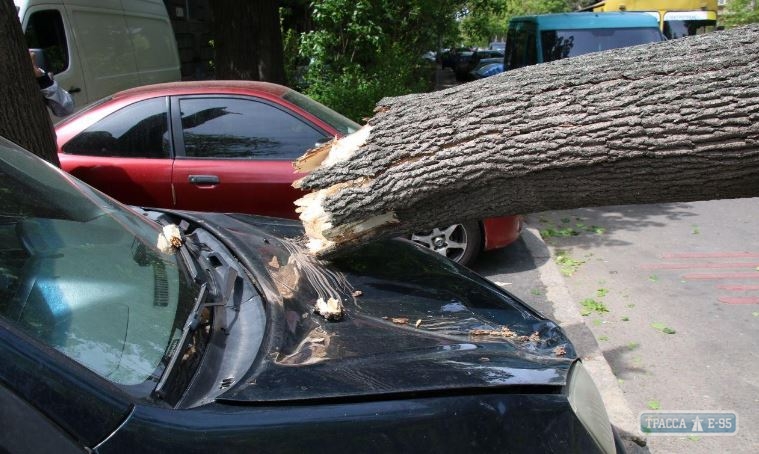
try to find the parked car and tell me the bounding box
[54,81,522,266]
[472,62,505,79]
[439,46,472,70]
[489,41,506,52]
[0,136,621,453]
[469,56,504,78]
[454,49,504,81]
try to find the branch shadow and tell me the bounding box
[526,202,701,251]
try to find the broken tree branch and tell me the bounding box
[293,25,759,259]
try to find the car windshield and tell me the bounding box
[0,138,194,394]
[282,89,361,135]
[541,27,663,62]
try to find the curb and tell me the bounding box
[521,225,647,449]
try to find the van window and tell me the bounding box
[24,10,69,75]
[62,98,170,158]
[505,23,537,70]
[541,28,663,62]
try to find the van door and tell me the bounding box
[63,0,140,104]
[121,0,181,85]
[21,5,89,109]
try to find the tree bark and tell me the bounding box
[293,25,759,258]
[210,0,286,84]
[0,0,59,166]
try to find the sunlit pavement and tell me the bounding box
[477,199,759,454]
[434,65,757,453]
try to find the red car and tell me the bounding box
[55,81,521,265]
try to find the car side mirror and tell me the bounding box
[315,137,333,147]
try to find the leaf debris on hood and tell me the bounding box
[157,224,182,253]
[470,326,517,338]
[314,297,343,321]
[268,255,281,269]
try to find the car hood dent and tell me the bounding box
[167,212,575,403]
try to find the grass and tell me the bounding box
[555,250,585,276]
[540,227,579,238]
[538,216,606,238]
[651,322,676,334]
[580,298,609,316]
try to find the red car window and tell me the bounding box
[62,98,170,159]
[178,97,328,160]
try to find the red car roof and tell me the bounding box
[113,80,291,100]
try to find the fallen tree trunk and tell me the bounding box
[293,24,759,259]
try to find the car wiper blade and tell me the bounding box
[153,282,208,399]
[178,242,200,283]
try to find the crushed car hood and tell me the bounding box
[176,212,576,403]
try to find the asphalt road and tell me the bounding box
[473,198,759,454]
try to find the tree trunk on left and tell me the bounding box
[210,0,286,84]
[0,0,59,166]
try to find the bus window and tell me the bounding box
[541,28,664,62]
[662,11,716,39]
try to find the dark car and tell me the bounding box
[454,49,505,81]
[53,81,522,266]
[0,137,621,453]
[440,46,472,70]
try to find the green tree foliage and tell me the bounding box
[291,0,582,121]
[722,0,759,28]
[459,0,572,46]
[299,0,460,122]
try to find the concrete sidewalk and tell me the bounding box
[520,225,647,452]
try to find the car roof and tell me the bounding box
[509,12,660,29]
[113,80,291,100]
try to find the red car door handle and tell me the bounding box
[188,175,220,185]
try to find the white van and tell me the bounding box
[15,0,181,109]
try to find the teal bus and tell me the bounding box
[504,12,665,70]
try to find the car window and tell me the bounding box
[0,138,189,392]
[179,97,327,160]
[24,9,69,75]
[282,90,361,135]
[61,98,170,158]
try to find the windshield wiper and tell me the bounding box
[153,282,208,400]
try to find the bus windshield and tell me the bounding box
[541,28,664,62]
